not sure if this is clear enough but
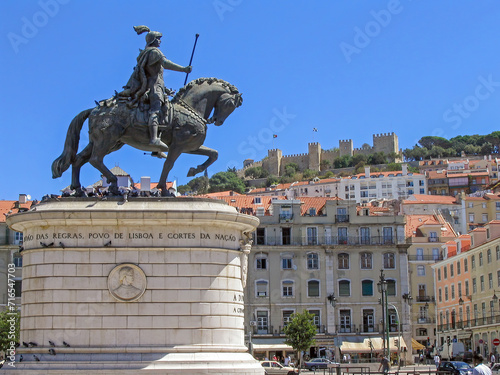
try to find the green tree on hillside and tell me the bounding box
[244,166,269,179]
[178,175,209,195]
[208,171,246,193]
[302,169,318,180]
[333,155,351,169]
[283,163,300,177]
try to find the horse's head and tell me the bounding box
[209,91,243,126]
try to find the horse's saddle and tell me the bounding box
[94,95,173,128]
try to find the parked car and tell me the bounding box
[437,361,473,375]
[260,360,298,375]
[304,358,339,371]
[461,352,473,363]
[491,363,500,375]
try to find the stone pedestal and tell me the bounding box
[7,197,263,374]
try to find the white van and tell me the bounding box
[438,342,465,361]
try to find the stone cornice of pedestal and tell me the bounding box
[7,198,260,233]
[16,345,249,354]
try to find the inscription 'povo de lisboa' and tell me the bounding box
[22,228,240,249]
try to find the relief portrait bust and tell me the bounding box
[108,264,147,302]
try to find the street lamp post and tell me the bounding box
[327,293,338,361]
[388,303,401,368]
[378,270,390,360]
[492,291,498,324]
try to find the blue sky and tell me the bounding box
[1,1,500,200]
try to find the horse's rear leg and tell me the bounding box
[71,143,93,195]
[158,147,182,196]
[88,139,120,195]
[186,145,218,177]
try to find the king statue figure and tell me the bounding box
[120,25,192,151]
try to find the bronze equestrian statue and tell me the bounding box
[52,26,242,197]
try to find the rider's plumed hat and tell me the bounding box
[133,25,162,46]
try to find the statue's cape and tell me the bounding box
[124,47,165,103]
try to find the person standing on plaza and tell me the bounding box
[490,353,496,368]
[379,356,390,375]
[473,353,492,375]
[434,353,441,369]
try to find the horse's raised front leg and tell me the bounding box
[186,145,218,177]
[158,146,182,196]
[71,143,93,196]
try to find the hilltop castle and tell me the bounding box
[242,132,401,177]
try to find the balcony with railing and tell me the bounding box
[254,235,399,246]
[335,214,349,223]
[280,325,326,334]
[415,295,435,303]
[279,213,293,223]
[438,314,500,332]
[408,255,443,262]
[417,317,435,324]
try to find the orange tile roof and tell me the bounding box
[299,197,341,215]
[426,170,448,178]
[198,194,285,215]
[448,171,489,178]
[463,196,484,201]
[202,191,243,197]
[484,193,500,200]
[247,187,266,193]
[195,195,340,216]
[0,200,31,223]
[405,214,441,238]
[403,194,458,205]
[470,227,486,233]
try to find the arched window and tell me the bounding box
[339,280,350,296]
[255,280,269,297]
[255,253,268,270]
[383,252,395,269]
[360,252,372,269]
[387,279,396,296]
[362,280,373,296]
[307,252,319,270]
[308,280,320,297]
[417,265,425,276]
[338,253,349,269]
[282,280,294,297]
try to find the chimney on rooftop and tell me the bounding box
[19,194,28,204]
[402,164,408,176]
[364,166,370,178]
[140,177,151,192]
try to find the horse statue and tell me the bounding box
[52,77,242,196]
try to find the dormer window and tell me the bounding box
[254,197,262,204]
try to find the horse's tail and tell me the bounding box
[51,108,93,179]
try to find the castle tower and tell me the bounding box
[373,132,398,155]
[265,149,282,176]
[243,159,254,168]
[339,139,353,157]
[308,142,321,172]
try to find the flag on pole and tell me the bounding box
[273,134,278,138]
[313,128,318,132]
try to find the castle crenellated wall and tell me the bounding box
[239,133,400,177]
